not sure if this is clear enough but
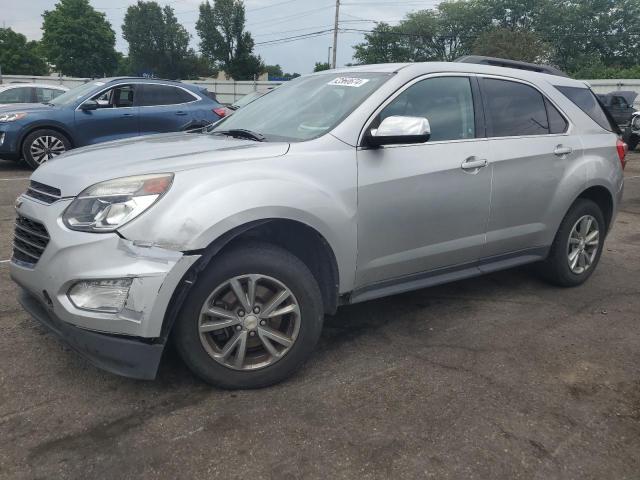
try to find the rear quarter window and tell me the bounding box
[555,86,617,132]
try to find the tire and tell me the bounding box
[625,130,639,151]
[173,242,324,389]
[538,199,606,287]
[21,129,71,169]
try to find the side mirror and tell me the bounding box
[79,99,99,111]
[366,115,431,147]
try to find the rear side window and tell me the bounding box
[0,87,31,103]
[555,86,615,132]
[36,88,64,103]
[482,79,549,137]
[139,84,196,106]
[545,99,568,134]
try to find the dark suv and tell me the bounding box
[0,77,225,168]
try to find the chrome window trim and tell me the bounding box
[357,72,575,148]
[75,82,201,111]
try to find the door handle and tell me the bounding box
[554,145,573,157]
[121,112,133,117]
[461,157,488,172]
[175,111,187,116]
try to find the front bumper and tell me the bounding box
[18,288,164,379]
[10,194,200,339]
[0,123,22,160]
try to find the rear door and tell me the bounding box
[480,77,582,261]
[137,84,200,134]
[74,83,140,146]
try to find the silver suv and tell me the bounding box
[10,60,626,388]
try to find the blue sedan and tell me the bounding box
[0,77,226,168]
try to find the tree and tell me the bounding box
[265,64,283,79]
[353,23,410,64]
[41,0,118,77]
[196,0,264,80]
[122,1,196,79]
[472,28,551,63]
[313,62,330,72]
[0,28,48,75]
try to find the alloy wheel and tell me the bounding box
[198,274,301,371]
[30,135,66,164]
[567,214,600,274]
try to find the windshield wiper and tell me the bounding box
[212,128,266,142]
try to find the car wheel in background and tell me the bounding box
[538,199,606,287]
[21,129,71,169]
[624,126,639,151]
[173,242,324,389]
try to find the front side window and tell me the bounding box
[0,87,31,103]
[378,76,476,142]
[138,84,195,107]
[482,79,550,137]
[91,85,135,108]
[211,72,392,142]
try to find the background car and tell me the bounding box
[623,111,640,150]
[0,83,68,106]
[220,89,273,116]
[597,91,637,127]
[0,77,226,168]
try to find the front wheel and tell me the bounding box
[21,129,71,169]
[173,242,324,389]
[538,199,606,287]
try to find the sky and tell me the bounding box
[1,0,440,74]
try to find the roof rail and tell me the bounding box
[454,55,568,78]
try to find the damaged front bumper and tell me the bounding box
[10,195,201,378]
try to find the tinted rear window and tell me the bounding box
[139,84,196,106]
[482,79,549,137]
[555,86,615,132]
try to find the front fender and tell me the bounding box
[118,146,358,292]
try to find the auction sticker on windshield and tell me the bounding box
[328,77,370,87]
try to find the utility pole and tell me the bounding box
[327,46,332,67]
[331,0,340,69]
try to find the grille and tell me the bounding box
[12,215,50,265]
[24,180,62,204]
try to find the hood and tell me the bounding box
[32,132,290,197]
[0,103,55,114]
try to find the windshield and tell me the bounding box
[211,72,391,142]
[49,81,106,106]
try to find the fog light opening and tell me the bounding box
[67,279,133,313]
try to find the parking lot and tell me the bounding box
[0,154,638,479]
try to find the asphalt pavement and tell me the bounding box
[0,154,639,479]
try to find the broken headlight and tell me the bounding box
[62,173,173,232]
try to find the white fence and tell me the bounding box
[0,74,284,105]
[3,74,640,107]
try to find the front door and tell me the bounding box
[74,84,139,146]
[356,75,492,287]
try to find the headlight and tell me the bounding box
[633,116,640,130]
[0,112,27,122]
[62,173,173,232]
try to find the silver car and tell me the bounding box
[10,60,626,388]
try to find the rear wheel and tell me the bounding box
[173,242,324,389]
[538,199,605,287]
[625,129,639,151]
[21,129,71,169]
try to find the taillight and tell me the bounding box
[213,107,226,118]
[616,138,628,170]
